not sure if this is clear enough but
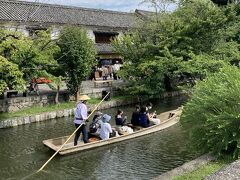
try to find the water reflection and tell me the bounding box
[0,96,199,180]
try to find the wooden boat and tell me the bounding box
[43,107,182,155]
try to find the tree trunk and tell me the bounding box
[164,74,172,91]
[75,86,81,102]
[55,85,60,104]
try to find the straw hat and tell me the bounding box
[79,95,91,101]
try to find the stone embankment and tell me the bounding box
[0,91,185,129]
[0,98,137,129]
[154,154,215,180]
[205,159,240,180]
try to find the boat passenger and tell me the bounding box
[146,102,153,112]
[89,111,103,136]
[131,105,140,126]
[115,109,126,126]
[146,102,160,125]
[100,114,116,140]
[115,109,133,134]
[139,106,150,128]
[73,95,91,146]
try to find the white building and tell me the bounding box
[0,0,149,64]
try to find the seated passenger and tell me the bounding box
[139,106,150,128]
[115,109,126,126]
[131,105,140,126]
[89,111,103,136]
[146,102,160,125]
[115,109,133,134]
[146,102,153,111]
[100,114,118,140]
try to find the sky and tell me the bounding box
[22,0,176,12]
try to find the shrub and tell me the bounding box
[0,56,25,94]
[180,65,240,159]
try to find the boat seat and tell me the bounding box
[132,126,143,131]
[89,137,100,142]
[120,131,129,135]
[127,124,143,131]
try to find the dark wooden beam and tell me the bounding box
[211,0,235,5]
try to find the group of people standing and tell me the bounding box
[73,95,160,146]
[90,61,122,81]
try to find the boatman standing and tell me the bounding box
[74,95,91,146]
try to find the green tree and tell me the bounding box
[0,56,25,94]
[0,28,60,81]
[180,65,240,159]
[57,26,96,101]
[113,0,240,96]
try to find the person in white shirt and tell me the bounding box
[112,61,121,80]
[73,95,91,145]
[99,114,113,140]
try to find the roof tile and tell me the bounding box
[0,0,138,28]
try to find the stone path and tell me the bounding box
[38,79,126,93]
[153,154,215,180]
[205,159,240,180]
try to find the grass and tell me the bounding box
[173,160,228,180]
[88,97,102,104]
[0,97,102,121]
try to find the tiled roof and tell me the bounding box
[135,9,155,19]
[0,0,138,29]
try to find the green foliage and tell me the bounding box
[178,53,227,80]
[0,56,25,94]
[180,65,240,159]
[57,26,96,96]
[0,28,60,80]
[113,0,240,96]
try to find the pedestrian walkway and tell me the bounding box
[205,159,240,180]
[37,79,126,94]
[153,154,215,180]
[2,79,127,99]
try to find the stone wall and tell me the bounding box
[0,87,118,113]
[0,91,69,113]
[0,97,140,129]
[0,91,186,129]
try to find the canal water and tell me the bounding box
[0,96,199,180]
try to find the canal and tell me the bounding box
[0,96,199,180]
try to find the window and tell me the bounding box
[94,32,118,43]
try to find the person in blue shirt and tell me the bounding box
[131,105,140,126]
[100,114,116,140]
[139,106,150,128]
[115,109,126,126]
